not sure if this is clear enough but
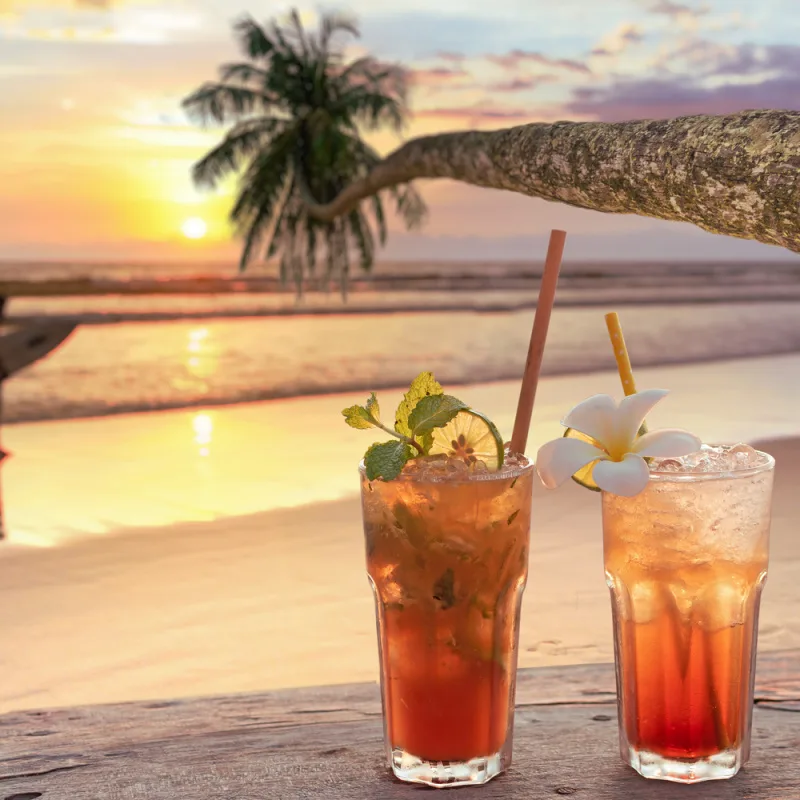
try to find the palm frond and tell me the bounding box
[192,117,285,189]
[230,135,294,226]
[233,16,274,61]
[182,82,274,125]
[371,194,387,246]
[288,9,310,57]
[391,183,428,230]
[306,223,318,276]
[347,207,375,271]
[318,11,359,55]
[332,86,406,131]
[218,62,272,87]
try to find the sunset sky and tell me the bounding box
[1,0,798,264]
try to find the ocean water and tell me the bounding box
[0,259,799,423]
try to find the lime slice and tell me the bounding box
[429,409,505,471]
[563,428,603,492]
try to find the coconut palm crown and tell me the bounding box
[182,10,426,293]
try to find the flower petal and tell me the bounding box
[632,429,703,458]
[616,389,670,448]
[592,453,651,497]
[562,394,617,445]
[536,437,607,489]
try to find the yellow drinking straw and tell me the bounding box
[604,311,647,433]
[605,311,637,396]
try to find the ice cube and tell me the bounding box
[694,576,750,631]
[652,458,685,472]
[469,459,490,476]
[692,456,714,472]
[626,579,666,624]
[728,443,759,469]
[667,579,696,617]
[376,564,406,604]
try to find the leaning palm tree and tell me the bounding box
[182,9,426,294]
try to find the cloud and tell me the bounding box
[486,49,591,74]
[648,1,709,19]
[566,75,800,121]
[488,75,557,92]
[591,23,644,57]
[408,66,470,86]
[0,0,113,11]
[436,50,466,63]
[713,43,800,77]
[655,39,800,79]
[414,103,535,124]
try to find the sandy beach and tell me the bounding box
[2,353,800,713]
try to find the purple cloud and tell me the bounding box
[414,104,533,123]
[566,75,800,122]
[713,44,800,77]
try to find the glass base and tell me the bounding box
[626,745,742,784]
[390,748,506,788]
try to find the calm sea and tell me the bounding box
[1,259,799,424]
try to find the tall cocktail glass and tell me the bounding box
[603,445,774,783]
[360,454,534,787]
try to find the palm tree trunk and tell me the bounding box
[306,109,800,253]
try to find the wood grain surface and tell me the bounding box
[1,650,798,800]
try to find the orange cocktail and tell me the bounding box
[603,446,774,783]
[361,454,534,787]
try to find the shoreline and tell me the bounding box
[4,348,800,426]
[6,288,800,327]
[3,352,800,549]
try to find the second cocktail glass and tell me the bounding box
[361,455,534,787]
[603,446,774,783]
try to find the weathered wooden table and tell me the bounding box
[2,650,798,800]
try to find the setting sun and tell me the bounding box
[181,217,207,240]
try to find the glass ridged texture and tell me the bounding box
[603,451,774,783]
[360,456,534,788]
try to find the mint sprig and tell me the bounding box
[363,441,412,481]
[395,372,442,437]
[407,394,467,435]
[342,373,466,481]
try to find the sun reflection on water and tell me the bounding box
[193,412,213,457]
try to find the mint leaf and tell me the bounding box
[366,392,380,424]
[364,440,412,481]
[408,394,467,436]
[342,404,375,430]
[395,371,443,437]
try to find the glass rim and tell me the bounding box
[358,453,535,483]
[647,447,775,483]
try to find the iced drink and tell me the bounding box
[361,453,534,787]
[603,444,774,783]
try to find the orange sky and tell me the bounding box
[0,0,798,263]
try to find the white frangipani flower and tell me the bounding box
[536,389,702,497]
